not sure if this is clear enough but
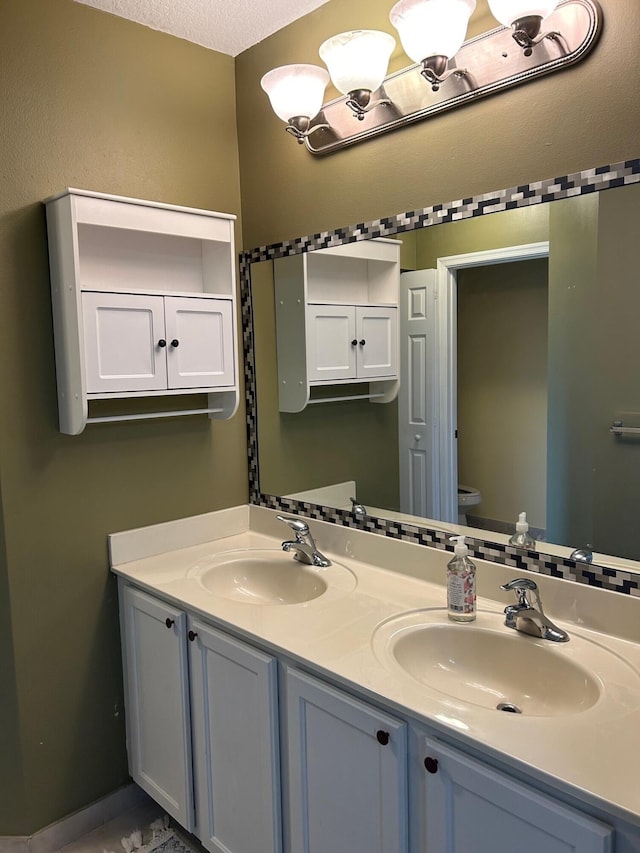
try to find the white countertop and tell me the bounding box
[110,505,640,827]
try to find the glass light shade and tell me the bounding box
[487,0,559,26]
[260,64,330,122]
[389,0,476,64]
[319,30,396,95]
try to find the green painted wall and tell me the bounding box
[0,0,246,835]
[457,260,549,530]
[593,183,640,559]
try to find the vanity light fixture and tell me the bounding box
[389,0,476,92]
[261,0,601,154]
[318,30,396,120]
[487,0,561,55]
[260,63,330,143]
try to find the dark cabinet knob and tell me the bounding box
[170,339,180,348]
[424,756,439,774]
[376,730,390,746]
[158,339,167,348]
[359,339,366,346]
[351,339,358,346]
[165,617,174,629]
[188,630,198,642]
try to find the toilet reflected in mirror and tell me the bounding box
[457,485,481,525]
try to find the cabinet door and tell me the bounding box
[356,306,397,379]
[419,737,613,853]
[82,291,167,392]
[120,586,194,831]
[189,620,281,853]
[286,668,408,853]
[164,296,234,389]
[306,304,357,382]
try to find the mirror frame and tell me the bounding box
[240,156,640,597]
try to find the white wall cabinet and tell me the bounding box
[285,667,408,853]
[45,189,239,433]
[119,582,616,853]
[414,736,613,853]
[82,292,234,394]
[306,304,397,383]
[274,238,401,412]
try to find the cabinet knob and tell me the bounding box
[424,756,439,774]
[170,339,180,348]
[188,630,198,642]
[376,730,390,746]
[158,339,167,348]
[359,339,366,346]
[351,339,358,346]
[165,617,175,629]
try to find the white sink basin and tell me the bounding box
[372,610,638,717]
[187,548,356,605]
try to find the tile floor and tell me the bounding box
[55,796,206,853]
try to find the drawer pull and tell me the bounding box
[165,617,175,629]
[376,730,390,746]
[188,630,198,642]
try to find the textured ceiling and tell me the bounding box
[74,0,332,56]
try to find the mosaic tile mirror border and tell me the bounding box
[240,158,640,597]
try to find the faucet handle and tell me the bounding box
[500,577,537,608]
[276,515,310,536]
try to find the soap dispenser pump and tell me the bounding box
[447,536,476,623]
[508,512,536,550]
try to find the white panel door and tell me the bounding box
[398,271,438,519]
[82,291,167,393]
[286,668,408,853]
[121,586,194,831]
[306,304,357,382]
[356,306,397,379]
[420,737,613,853]
[164,296,234,389]
[189,619,282,853]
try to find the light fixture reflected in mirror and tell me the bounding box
[488,0,561,55]
[260,64,330,143]
[389,0,476,92]
[319,30,396,120]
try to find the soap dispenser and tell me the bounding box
[447,536,476,623]
[508,512,536,550]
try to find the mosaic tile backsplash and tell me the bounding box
[241,158,640,598]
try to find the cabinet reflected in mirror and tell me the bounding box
[252,182,640,570]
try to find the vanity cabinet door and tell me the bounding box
[120,585,194,831]
[418,737,613,853]
[189,619,282,853]
[285,668,408,853]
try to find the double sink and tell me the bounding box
[186,546,639,719]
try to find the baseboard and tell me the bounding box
[0,783,148,853]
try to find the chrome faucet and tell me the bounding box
[277,515,331,567]
[350,497,367,518]
[570,545,593,563]
[500,577,569,642]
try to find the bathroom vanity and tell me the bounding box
[111,505,640,853]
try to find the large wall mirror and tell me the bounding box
[242,159,640,586]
